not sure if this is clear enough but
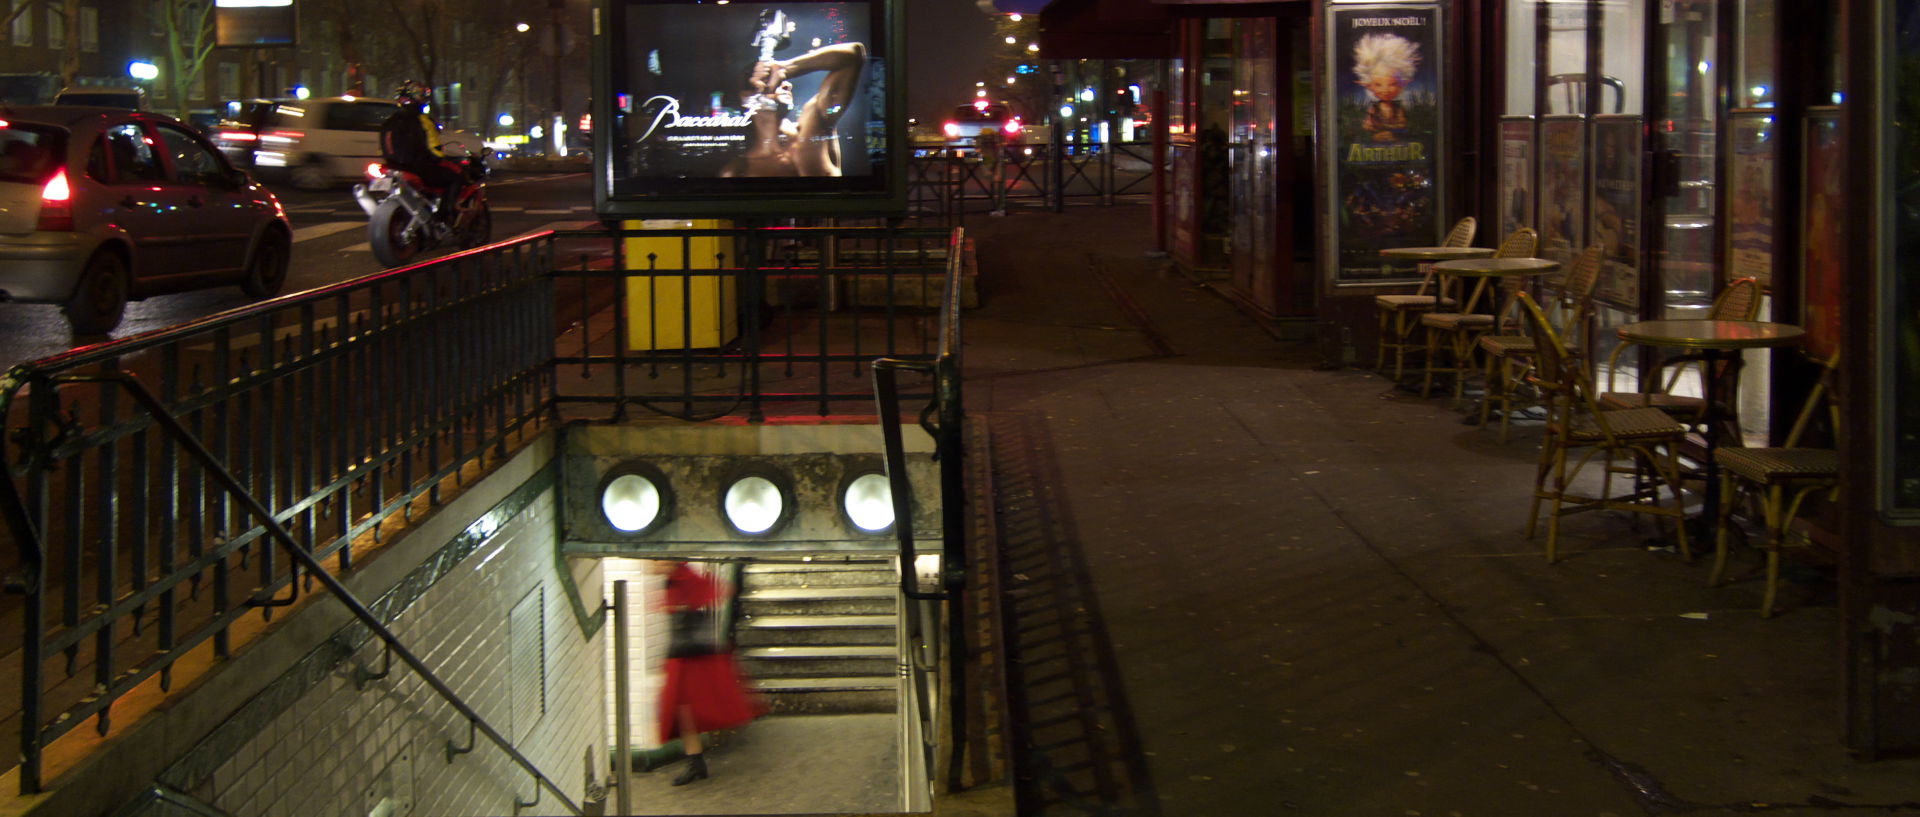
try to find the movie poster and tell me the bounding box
[1328,5,1441,285]
[1538,116,1586,267]
[1728,111,1776,290]
[1591,115,1641,309]
[1802,107,1842,360]
[612,2,880,190]
[1498,118,1533,243]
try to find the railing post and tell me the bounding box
[613,581,633,817]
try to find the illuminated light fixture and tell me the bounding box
[1059,103,1073,118]
[1006,76,1017,85]
[976,89,988,98]
[601,464,672,535]
[723,472,792,536]
[498,112,515,127]
[1009,13,1022,21]
[517,22,530,32]
[293,85,311,99]
[128,61,159,81]
[841,472,895,533]
[1005,36,1016,44]
[1078,88,1094,102]
[1750,85,1769,99]
[1027,43,1039,53]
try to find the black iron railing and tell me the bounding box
[0,221,955,795]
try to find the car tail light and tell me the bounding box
[37,169,72,232]
[366,162,385,179]
[218,130,258,142]
[942,121,961,138]
[1004,118,1023,136]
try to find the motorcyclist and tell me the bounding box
[378,80,466,225]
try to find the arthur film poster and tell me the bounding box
[1328,5,1441,285]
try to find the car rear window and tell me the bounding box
[0,123,63,184]
[323,101,399,132]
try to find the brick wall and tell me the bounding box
[179,486,608,817]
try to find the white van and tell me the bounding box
[225,96,400,190]
[53,86,146,110]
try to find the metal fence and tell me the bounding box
[0,222,957,795]
[909,141,1161,223]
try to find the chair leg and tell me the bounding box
[1527,431,1557,539]
[1478,352,1501,429]
[1546,446,1572,563]
[1420,326,1437,398]
[1662,444,1691,561]
[1762,484,1785,618]
[1711,474,1737,586]
[1376,309,1390,372]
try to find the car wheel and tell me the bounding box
[241,230,291,299]
[64,250,129,335]
[290,159,332,191]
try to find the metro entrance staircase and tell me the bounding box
[736,559,901,716]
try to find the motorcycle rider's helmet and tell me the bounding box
[393,80,430,109]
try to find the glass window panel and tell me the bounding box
[1737,0,1777,108]
[1505,0,1537,115]
[1543,1,1589,114]
[1601,0,1646,115]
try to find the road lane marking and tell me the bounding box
[293,221,364,243]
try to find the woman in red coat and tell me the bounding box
[651,560,766,786]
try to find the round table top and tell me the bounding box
[1616,319,1807,350]
[1379,246,1495,261]
[1431,257,1560,276]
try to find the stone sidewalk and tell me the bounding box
[958,202,1920,816]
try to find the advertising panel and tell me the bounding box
[214,0,297,47]
[1538,115,1586,267]
[1325,4,1442,286]
[1591,115,1642,309]
[593,0,904,217]
[1803,106,1841,361]
[1727,110,1776,290]
[1498,117,1533,244]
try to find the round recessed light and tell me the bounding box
[602,472,664,533]
[723,475,787,536]
[842,472,895,533]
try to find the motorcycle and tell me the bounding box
[352,151,492,269]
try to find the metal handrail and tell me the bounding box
[26,371,582,815]
[872,225,967,791]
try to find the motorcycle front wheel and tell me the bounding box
[369,198,425,269]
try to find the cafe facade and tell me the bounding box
[1027,0,1920,754]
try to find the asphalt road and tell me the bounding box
[0,170,602,372]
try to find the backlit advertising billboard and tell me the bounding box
[593,0,904,217]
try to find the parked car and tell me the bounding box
[53,86,147,110]
[0,106,291,333]
[211,96,401,190]
[942,103,1024,149]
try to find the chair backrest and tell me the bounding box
[1520,290,1618,438]
[1493,227,1538,259]
[1443,216,1478,249]
[1709,277,1763,321]
[1784,349,1843,448]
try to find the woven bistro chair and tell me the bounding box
[1417,227,1538,401]
[1599,277,1764,439]
[1477,244,1604,442]
[1374,216,1477,380]
[1518,291,1694,564]
[1713,349,1842,617]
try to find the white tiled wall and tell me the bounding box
[193,491,607,817]
[602,558,669,751]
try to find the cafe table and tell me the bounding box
[1416,257,1561,401]
[1378,246,1496,306]
[1429,256,1560,315]
[1613,319,1807,535]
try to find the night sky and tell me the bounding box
[905,0,1000,125]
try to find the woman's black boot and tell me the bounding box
[672,754,709,786]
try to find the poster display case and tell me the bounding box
[1323,3,1444,286]
[591,0,905,218]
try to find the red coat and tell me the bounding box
[657,563,766,743]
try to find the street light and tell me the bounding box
[516,23,531,151]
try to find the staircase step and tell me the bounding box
[738,645,897,678]
[740,585,897,616]
[743,561,896,588]
[750,676,898,715]
[736,614,896,647]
